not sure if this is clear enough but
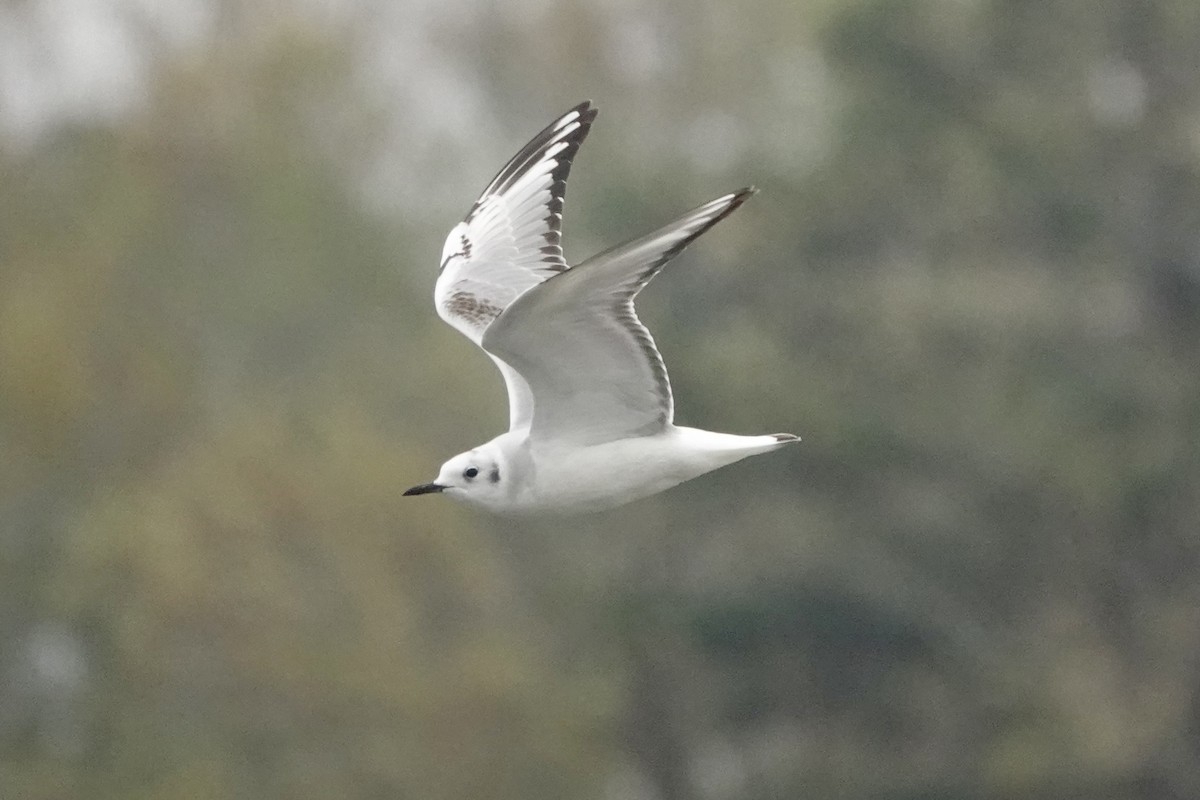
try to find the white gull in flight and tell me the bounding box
[404,101,798,513]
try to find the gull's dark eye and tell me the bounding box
[463,467,479,480]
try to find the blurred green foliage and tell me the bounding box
[1,1,1198,799]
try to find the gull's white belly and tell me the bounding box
[500,427,781,514]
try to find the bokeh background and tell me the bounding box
[3,1,1200,798]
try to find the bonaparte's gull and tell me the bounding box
[404,101,798,513]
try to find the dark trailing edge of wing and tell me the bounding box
[464,101,598,270]
[597,187,758,426]
[630,187,756,289]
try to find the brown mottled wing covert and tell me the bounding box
[432,102,597,431]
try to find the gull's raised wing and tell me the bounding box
[434,101,597,430]
[482,189,755,447]
[435,101,596,342]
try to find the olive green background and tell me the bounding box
[2,1,1198,798]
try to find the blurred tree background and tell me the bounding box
[2,0,1199,798]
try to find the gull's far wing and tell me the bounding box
[482,189,755,447]
[434,101,597,431]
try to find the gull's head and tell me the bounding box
[403,445,507,509]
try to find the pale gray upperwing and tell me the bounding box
[482,190,755,447]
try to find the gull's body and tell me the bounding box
[453,427,791,515]
[405,101,798,514]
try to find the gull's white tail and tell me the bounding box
[674,428,801,470]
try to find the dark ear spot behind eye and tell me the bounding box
[489,467,500,484]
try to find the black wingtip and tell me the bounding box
[568,101,599,144]
[771,433,801,443]
[475,101,600,207]
[701,187,757,231]
[558,100,597,134]
[729,186,758,208]
[571,99,598,120]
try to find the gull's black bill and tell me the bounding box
[403,483,445,497]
